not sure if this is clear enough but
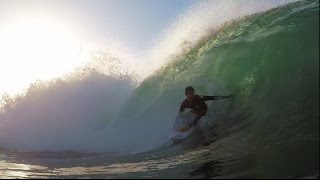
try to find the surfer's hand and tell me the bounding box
[223,94,233,98]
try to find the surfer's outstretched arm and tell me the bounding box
[200,94,233,101]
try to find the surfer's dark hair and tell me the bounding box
[185,86,194,94]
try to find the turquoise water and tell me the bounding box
[0,1,319,178]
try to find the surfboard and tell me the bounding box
[170,111,197,143]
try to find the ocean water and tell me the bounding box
[0,0,319,178]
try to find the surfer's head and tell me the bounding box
[185,86,195,101]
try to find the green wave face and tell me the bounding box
[127,1,319,123]
[121,1,319,177]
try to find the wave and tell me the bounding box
[0,0,318,157]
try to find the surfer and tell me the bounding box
[177,86,232,131]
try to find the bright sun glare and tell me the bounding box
[0,17,86,96]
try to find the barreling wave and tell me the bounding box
[0,2,318,170]
[118,1,319,176]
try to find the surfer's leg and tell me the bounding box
[193,116,202,125]
[194,111,207,125]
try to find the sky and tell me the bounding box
[0,0,195,50]
[0,0,196,96]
